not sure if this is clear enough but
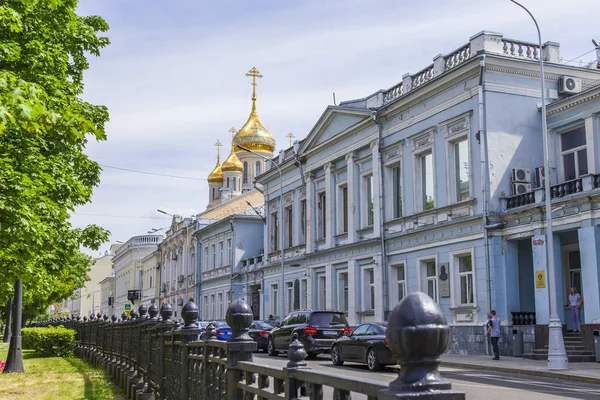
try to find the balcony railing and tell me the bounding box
[550,178,583,199]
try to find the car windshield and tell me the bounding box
[255,321,273,330]
[309,313,347,326]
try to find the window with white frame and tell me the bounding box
[226,290,231,304]
[456,253,474,305]
[317,192,326,239]
[420,153,435,210]
[300,200,307,244]
[227,239,232,265]
[218,292,223,319]
[256,161,262,176]
[286,282,293,314]
[394,264,406,303]
[423,260,438,302]
[210,294,215,320]
[337,271,349,312]
[271,284,279,317]
[219,241,224,267]
[362,175,374,227]
[286,206,293,248]
[392,165,403,219]
[204,247,209,271]
[452,139,470,202]
[271,211,279,252]
[317,274,326,309]
[300,279,308,309]
[362,268,375,310]
[337,185,348,234]
[211,244,216,269]
[561,126,588,181]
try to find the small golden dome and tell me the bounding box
[207,155,223,184]
[233,66,275,154]
[221,148,244,173]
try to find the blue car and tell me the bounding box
[214,321,231,341]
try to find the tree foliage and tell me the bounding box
[0,0,110,312]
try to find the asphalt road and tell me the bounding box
[251,352,600,399]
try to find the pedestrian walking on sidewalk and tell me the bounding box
[568,287,583,332]
[485,310,501,360]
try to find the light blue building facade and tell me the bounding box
[254,31,600,356]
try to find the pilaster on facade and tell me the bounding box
[370,140,381,231]
[324,163,335,248]
[305,172,315,253]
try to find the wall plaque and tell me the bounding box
[438,263,450,298]
[535,270,546,288]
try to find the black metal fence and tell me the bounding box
[33,292,465,399]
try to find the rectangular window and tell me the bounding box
[318,192,326,239]
[226,290,231,304]
[318,275,326,310]
[340,186,348,234]
[426,261,438,302]
[458,254,474,305]
[392,166,403,219]
[227,239,232,265]
[300,200,307,244]
[338,272,349,312]
[300,279,308,310]
[219,241,224,267]
[271,212,279,252]
[210,294,215,320]
[454,139,470,201]
[396,264,406,303]
[421,153,435,210]
[561,126,587,181]
[218,292,223,319]
[363,269,375,310]
[271,285,279,317]
[203,295,209,320]
[204,247,209,271]
[211,244,216,269]
[286,207,293,248]
[364,175,374,226]
[286,282,293,314]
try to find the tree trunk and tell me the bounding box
[3,280,24,374]
[2,298,12,343]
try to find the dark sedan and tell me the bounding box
[248,321,274,351]
[330,322,394,371]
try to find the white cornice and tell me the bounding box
[546,86,600,117]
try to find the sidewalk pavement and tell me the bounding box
[440,355,600,384]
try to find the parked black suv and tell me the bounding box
[267,310,351,357]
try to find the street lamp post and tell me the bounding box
[237,145,285,319]
[509,0,567,370]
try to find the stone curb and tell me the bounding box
[441,360,600,385]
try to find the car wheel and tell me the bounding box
[331,346,344,366]
[366,348,381,371]
[267,338,279,357]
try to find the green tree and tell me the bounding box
[0,0,110,373]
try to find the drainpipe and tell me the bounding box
[372,110,390,321]
[478,55,493,316]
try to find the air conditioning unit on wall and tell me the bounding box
[512,183,532,195]
[559,76,582,95]
[535,166,545,188]
[511,168,531,183]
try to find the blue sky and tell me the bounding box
[73,0,600,256]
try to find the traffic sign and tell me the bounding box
[124,304,131,311]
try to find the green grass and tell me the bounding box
[0,343,124,400]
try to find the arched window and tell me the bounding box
[227,177,230,188]
[243,162,248,184]
[256,161,261,176]
[212,187,215,200]
[233,177,237,191]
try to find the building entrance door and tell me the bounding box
[562,244,583,328]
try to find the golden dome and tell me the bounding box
[221,147,244,173]
[233,67,275,154]
[207,155,223,184]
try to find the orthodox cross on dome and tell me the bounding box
[245,67,263,112]
[286,132,295,147]
[229,127,237,140]
[214,140,223,159]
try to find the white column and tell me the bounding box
[347,259,357,325]
[346,153,357,243]
[585,116,597,174]
[305,173,315,253]
[325,264,334,310]
[374,255,384,321]
[371,140,381,230]
[306,268,313,309]
[532,233,550,324]
[324,163,334,248]
[578,225,600,322]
